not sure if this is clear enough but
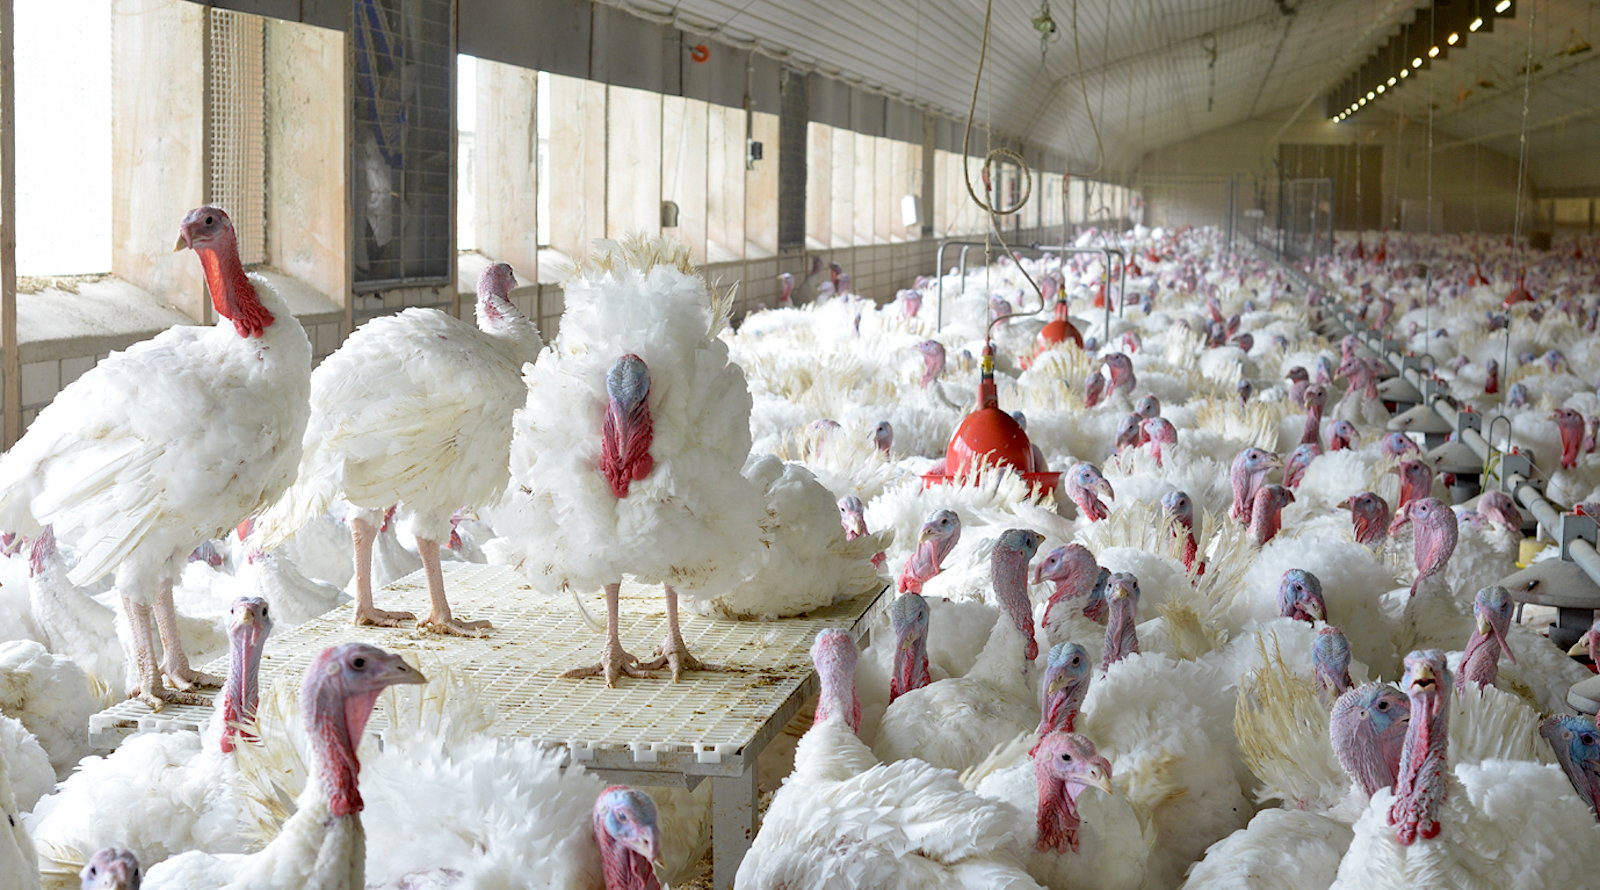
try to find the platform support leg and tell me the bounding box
[712,766,758,890]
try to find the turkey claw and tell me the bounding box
[136,688,213,711]
[641,644,727,682]
[562,641,654,687]
[419,613,492,637]
[162,665,222,691]
[354,605,416,628]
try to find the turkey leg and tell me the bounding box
[643,584,727,681]
[415,536,491,636]
[562,582,653,687]
[155,578,222,693]
[125,593,181,710]
[350,515,416,627]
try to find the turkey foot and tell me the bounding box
[416,537,490,637]
[561,582,652,687]
[126,594,211,710]
[154,585,222,693]
[420,610,492,637]
[640,585,727,682]
[562,636,655,687]
[350,514,417,628]
[354,604,417,628]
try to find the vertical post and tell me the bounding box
[712,767,758,890]
[342,13,355,340]
[1,0,16,447]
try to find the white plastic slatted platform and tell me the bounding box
[88,561,888,890]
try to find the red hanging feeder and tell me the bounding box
[922,345,1060,496]
[1504,268,1534,307]
[1033,297,1084,355]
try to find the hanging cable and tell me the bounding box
[960,0,1049,339]
[1505,0,1539,411]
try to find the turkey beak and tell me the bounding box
[174,230,191,252]
[1569,634,1593,657]
[1077,761,1114,795]
[1336,498,1352,509]
[1306,599,1325,622]
[1096,477,1115,500]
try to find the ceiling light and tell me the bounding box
[1413,57,1423,67]
[1471,17,1484,31]
[1496,0,1511,12]
[1388,76,1397,85]
[1359,97,1367,105]
[1401,68,1410,78]
[1447,32,1459,45]
[1428,46,1440,57]
[1377,84,1386,93]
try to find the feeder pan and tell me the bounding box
[1427,440,1481,474]
[1388,404,1452,436]
[1499,558,1600,655]
[922,345,1060,497]
[1033,299,1084,355]
[1427,439,1484,502]
[1377,375,1423,406]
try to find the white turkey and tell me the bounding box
[493,236,768,685]
[140,643,425,889]
[253,262,541,635]
[0,207,311,707]
[27,597,273,873]
[735,628,1043,889]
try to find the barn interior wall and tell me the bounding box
[1139,105,1530,236]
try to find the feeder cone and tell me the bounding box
[1034,299,1084,355]
[1504,269,1534,308]
[923,344,1059,495]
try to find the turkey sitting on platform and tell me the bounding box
[254,262,540,636]
[0,207,311,707]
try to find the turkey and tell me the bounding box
[253,262,541,635]
[874,529,1044,771]
[1,731,41,890]
[141,643,425,889]
[78,849,139,890]
[969,731,1151,890]
[735,628,1043,889]
[0,206,311,707]
[495,236,769,685]
[0,638,101,778]
[1330,650,1600,889]
[27,597,274,873]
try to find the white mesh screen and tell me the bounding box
[208,8,267,267]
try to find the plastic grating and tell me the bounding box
[90,563,887,766]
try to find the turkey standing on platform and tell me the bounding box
[500,236,765,687]
[252,262,540,636]
[0,207,311,707]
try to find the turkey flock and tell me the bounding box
[0,206,1598,890]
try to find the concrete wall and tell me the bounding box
[1138,106,1530,234]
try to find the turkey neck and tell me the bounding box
[1034,762,1082,854]
[1101,594,1139,669]
[1392,677,1450,843]
[307,683,380,819]
[970,549,1037,688]
[218,615,268,754]
[594,815,661,890]
[889,625,930,703]
[195,235,273,338]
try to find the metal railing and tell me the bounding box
[932,238,1126,337]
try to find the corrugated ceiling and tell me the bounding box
[617,0,1430,173]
